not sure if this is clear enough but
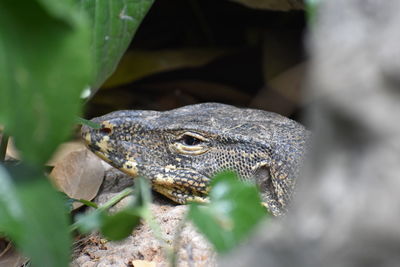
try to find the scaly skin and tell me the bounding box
[81,103,309,216]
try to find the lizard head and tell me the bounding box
[81,103,309,215]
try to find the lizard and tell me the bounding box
[81,103,309,216]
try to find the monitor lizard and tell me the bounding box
[81,103,309,216]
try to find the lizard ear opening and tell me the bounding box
[254,165,273,194]
[254,164,282,216]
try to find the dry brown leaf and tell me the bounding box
[47,141,87,166]
[102,49,227,89]
[5,139,85,165]
[50,148,105,209]
[250,63,306,116]
[139,80,252,105]
[130,260,156,267]
[4,137,19,160]
[0,240,28,267]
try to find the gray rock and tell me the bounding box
[71,168,217,267]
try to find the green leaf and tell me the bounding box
[78,0,155,92]
[58,191,76,212]
[100,178,150,241]
[101,209,141,241]
[305,0,322,24]
[76,117,101,129]
[133,176,152,207]
[0,165,22,237]
[0,0,93,165]
[72,188,134,233]
[76,198,99,209]
[0,165,71,267]
[73,179,151,241]
[16,178,71,267]
[188,171,267,253]
[74,209,105,234]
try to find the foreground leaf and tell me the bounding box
[16,178,71,267]
[188,171,267,253]
[0,0,93,165]
[0,165,21,237]
[79,0,155,92]
[101,209,141,241]
[305,0,322,24]
[100,177,151,240]
[74,209,106,234]
[0,165,71,267]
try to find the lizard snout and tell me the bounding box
[81,118,115,146]
[80,124,91,141]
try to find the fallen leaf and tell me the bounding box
[0,240,28,267]
[47,141,87,166]
[130,260,156,267]
[102,49,227,88]
[4,137,19,160]
[5,139,86,165]
[50,148,105,209]
[250,63,306,116]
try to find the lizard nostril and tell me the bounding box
[100,127,112,135]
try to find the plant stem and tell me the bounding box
[70,187,134,232]
[100,187,134,211]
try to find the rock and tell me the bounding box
[71,168,217,267]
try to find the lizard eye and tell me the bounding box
[170,132,209,155]
[180,134,202,146]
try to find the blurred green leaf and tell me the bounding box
[0,165,71,267]
[101,209,141,241]
[16,178,71,267]
[133,176,152,207]
[0,165,22,237]
[72,186,139,238]
[0,0,93,165]
[78,0,155,92]
[188,171,267,253]
[305,0,322,24]
[100,177,150,240]
[58,191,76,212]
[74,209,105,234]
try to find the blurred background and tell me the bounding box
[85,0,307,121]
